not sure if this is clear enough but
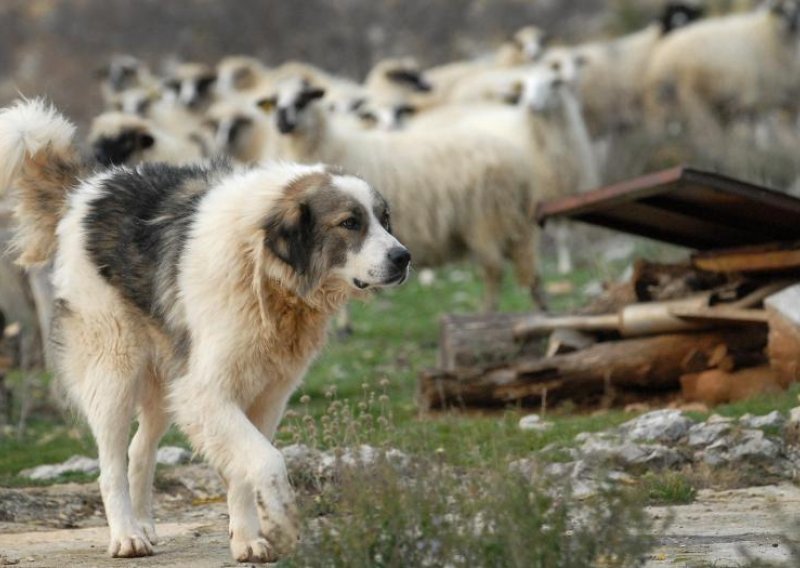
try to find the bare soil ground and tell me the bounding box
[1,465,799,567]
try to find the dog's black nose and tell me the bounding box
[388,247,411,270]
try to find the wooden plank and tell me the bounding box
[669,307,769,325]
[693,242,800,273]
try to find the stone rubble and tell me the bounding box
[511,406,800,498]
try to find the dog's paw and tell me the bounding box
[108,532,153,557]
[137,517,158,545]
[230,536,277,563]
[259,515,299,557]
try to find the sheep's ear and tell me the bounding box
[575,54,589,67]
[263,197,323,296]
[503,81,524,105]
[257,96,278,113]
[300,87,326,103]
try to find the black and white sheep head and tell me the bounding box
[354,99,416,131]
[510,26,550,62]
[659,2,704,34]
[768,0,800,33]
[96,55,149,93]
[258,78,326,135]
[381,57,432,93]
[162,63,218,111]
[203,102,259,162]
[89,112,156,166]
[109,86,162,117]
[539,48,588,89]
[507,66,567,113]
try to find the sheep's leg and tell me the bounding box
[554,221,573,275]
[509,231,547,312]
[333,305,353,339]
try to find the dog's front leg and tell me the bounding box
[172,374,299,563]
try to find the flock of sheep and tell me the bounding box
[89,0,800,310]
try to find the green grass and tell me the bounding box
[641,471,697,505]
[1,244,798,486]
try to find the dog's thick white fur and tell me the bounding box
[0,99,409,563]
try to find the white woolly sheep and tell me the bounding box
[643,0,800,139]
[89,111,207,166]
[260,77,547,310]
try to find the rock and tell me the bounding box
[688,422,732,448]
[785,406,800,445]
[579,435,684,469]
[730,430,780,463]
[700,437,733,467]
[518,414,553,432]
[19,455,99,481]
[618,410,694,444]
[315,445,410,478]
[156,446,192,466]
[739,411,785,430]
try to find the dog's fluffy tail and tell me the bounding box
[0,99,83,266]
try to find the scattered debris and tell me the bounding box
[422,167,800,411]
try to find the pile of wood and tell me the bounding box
[419,259,800,411]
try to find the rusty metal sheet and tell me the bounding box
[536,166,800,250]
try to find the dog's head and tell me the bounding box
[263,168,410,297]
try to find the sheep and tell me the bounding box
[405,65,600,274]
[161,62,218,112]
[363,57,433,108]
[643,0,800,141]
[215,55,271,97]
[96,55,157,107]
[425,25,548,105]
[259,77,546,310]
[540,1,704,137]
[89,111,207,166]
[203,99,275,164]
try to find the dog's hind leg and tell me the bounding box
[128,367,170,545]
[59,309,152,558]
[82,358,152,557]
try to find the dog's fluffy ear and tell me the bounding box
[263,197,324,296]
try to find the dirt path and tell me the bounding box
[647,484,800,567]
[1,469,799,567]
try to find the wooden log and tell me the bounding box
[419,328,767,410]
[438,313,544,373]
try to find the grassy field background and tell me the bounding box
[2,240,798,487]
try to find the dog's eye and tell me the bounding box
[339,217,360,231]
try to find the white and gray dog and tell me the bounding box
[0,99,410,563]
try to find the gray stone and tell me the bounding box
[579,436,683,469]
[730,430,780,462]
[701,437,733,467]
[618,409,694,444]
[19,455,99,481]
[739,411,785,430]
[688,422,732,448]
[156,446,192,466]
